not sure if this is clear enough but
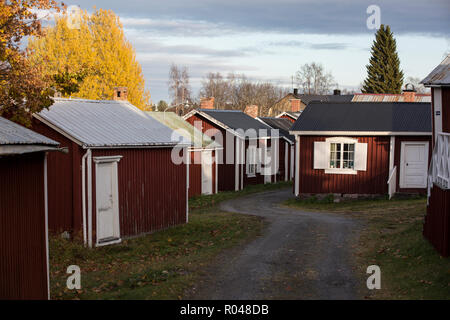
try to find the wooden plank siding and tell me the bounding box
[90,148,187,243]
[32,118,83,234]
[424,185,450,257]
[0,153,49,299]
[298,136,390,194]
[32,118,188,243]
[185,113,236,191]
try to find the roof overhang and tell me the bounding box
[290,131,432,136]
[0,144,61,156]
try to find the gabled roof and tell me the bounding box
[147,111,216,148]
[184,109,273,138]
[35,98,183,148]
[291,102,431,135]
[257,117,294,143]
[352,93,431,103]
[0,116,59,155]
[276,111,301,120]
[421,54,450,86]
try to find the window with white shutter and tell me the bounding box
[313,137,368,175]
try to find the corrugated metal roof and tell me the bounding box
[36,98,181,148]
[296,94,354,104]
[352,93,431,102]
[147,111,215,148]
[0,116,58,146]
[197,109,273,138]
[258,117,295,142]
[291,102,431,133]
[421,55,450,86]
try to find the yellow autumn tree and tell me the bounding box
[28,8,150,109]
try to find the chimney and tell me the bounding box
[402,83,416,102]
[113,87,128,101]
[244,105,259,118]
[290,99,301,112]
[200,97,215,109]
[333,89,341,95]
[293,88,298,96]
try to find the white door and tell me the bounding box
[201,150,213,195]
[95,159,120,245]
[400,142,429,188]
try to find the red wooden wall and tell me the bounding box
[0,153,48,299]
[424,185,450,257]
[91,148,187,242]
[186,113,236,191]
[298,136,390,194]
[33,118,188,242]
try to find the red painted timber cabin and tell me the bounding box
[290,101,432,198]
[184,109,278,191]
[32,98,189,247]
[421,54,450,257]
[0,116,59,299]
[147,111,221,197]
[257,117,295,182]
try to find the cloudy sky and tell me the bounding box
[60,0,450,103]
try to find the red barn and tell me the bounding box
[147,111,221,197]
[290,101,432,198]
[421,55,450,257]
[257,117,295,181]
[0,116,59,299]
[184,109,277,191]
[32,98,189,247]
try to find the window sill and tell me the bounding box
[247,174,256,178]
[325,168,357,175]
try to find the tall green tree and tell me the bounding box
[362,25,404,94]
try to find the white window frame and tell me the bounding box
[324,137,358,175]
[246,145,257,177]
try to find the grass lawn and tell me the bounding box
[284,195,450,300]
[50,210,265,299]
[49,182,294,300]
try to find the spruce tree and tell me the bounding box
[362,25,404,94]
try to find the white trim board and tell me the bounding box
[291,131,432,136]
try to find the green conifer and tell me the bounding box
[362,25,404,93]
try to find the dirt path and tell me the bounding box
[187,188,363,300]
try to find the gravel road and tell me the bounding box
[187,188,363,300]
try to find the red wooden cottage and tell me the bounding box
[290,101,432,198]
[257,117,295,181]
[0,116,60,299]
[184,109,277,191]
[421,55,450,257]
[32,98,189,247]
[147,111,221,197]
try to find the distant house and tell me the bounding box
[184,108,277,191]
[276,111,301,123]
[147,111,221,197]
[421,55,450,257]
[290,101,432,198]
[257,117,295,181]
[32,98,189,247]
[0,116,59,299]
[269,88,353,116]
